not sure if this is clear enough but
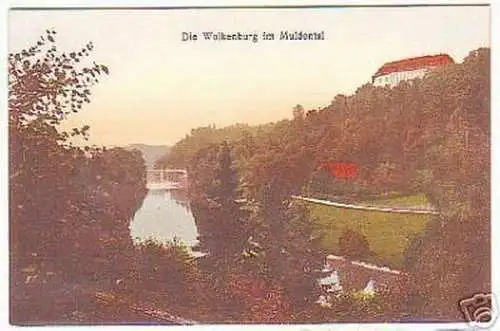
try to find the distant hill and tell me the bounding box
[124,144,170,169]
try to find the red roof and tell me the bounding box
[373,54,454,78]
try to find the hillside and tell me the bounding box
[124,144,171,169]
[179,48,490,320]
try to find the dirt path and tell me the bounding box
[292,195,439,215]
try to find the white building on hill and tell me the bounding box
[372,54,454,87]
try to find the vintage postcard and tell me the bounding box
[8,3,492,329]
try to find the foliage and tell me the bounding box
[254,200,325,313]
[9,29,107,138]
[10,30,107,275]
[186,141,254,318]
[316,290,406,322]
[338,228,371,260]
[128,239,201,307]
[404,48,490,319]
[187,138,325,317]
[189,142,249,265]
[155,123,276,169]
[9,31,147,324]
[228,272,292,323]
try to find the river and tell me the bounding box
[129,189,200,251]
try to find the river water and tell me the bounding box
[129,189,200,250]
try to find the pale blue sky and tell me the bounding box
[8,6,490,146]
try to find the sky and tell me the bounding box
[8,6,490,146]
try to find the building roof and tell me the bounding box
[373,54,455,78]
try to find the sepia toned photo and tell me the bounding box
[8,4,491,327]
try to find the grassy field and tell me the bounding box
[306,194,434,269]
[362,193,431,208]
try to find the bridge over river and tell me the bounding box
[146,169,188,190]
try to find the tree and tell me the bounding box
[187,141,251,316]
[338,228,371,260]
[242,183,324,315]
[210,141,248,264]
[9,30,108,138]
[9,30,149,324]
[130,239,202,308]
[190,141,248,265]
[9,30,110,274]
[371,161,404,195]
[406,48,490,320]
[292,104,305,120]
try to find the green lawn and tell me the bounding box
[362,193,431,208]
[307,195,433,269]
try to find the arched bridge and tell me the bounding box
[147,169,188,190]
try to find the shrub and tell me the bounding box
[130,238,201,308]
[338,228,371,260]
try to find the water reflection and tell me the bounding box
[130,189,199,248]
